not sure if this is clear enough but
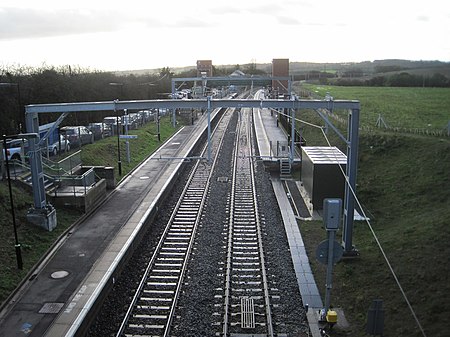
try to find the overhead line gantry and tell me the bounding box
[25,96,360,255]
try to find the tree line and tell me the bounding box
[332,71,450,87]
[0,63,269,136]
[0,65,176,135]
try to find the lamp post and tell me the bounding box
[2,132,38,270]
[109,83,124,176]
[0,82,22,132]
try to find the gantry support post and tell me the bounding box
[207,96,212,162]
[25,111,57,231]
[342,108,360,254]
[171,81,176,128]
[290,98,296,164]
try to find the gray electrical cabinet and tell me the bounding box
[301,147,347,211]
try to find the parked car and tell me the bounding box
[138,110,155,123]
[60,126,94,147]
[122,114,138,130]
[88,122,110,140]
[47,135,71,156]
[2,139,29,162]
[103,116,120,135]
[103,116,120,125]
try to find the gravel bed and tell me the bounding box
[87,110,310,336]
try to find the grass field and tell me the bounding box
[299,133,450,336]
[80,116,181,178]
[292,85,450,336]
[0,116,181,305]
[299,83,450,130]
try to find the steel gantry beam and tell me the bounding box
[25,97,360,252]
[26,99,360,114]
[171,76,291,86]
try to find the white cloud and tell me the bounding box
[0,0,448,70]
[0,7,124,40]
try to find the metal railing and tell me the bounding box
[42,150,82,175]
[6,154,97,199]
[52,167,96,198]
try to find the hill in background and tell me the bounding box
[116,59,450,78]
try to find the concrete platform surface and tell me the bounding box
[0,109,218,337]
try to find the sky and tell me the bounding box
[0,0,449,72]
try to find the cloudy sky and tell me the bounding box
[1,0,449,71]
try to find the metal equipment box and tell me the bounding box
[301,146,347,210]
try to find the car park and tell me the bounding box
[60,126,94,147]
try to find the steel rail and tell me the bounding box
[248,108,274,336]
[222,106,274,336]
[116,107,233,337]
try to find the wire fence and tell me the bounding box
[319,108,450,138]
[298,87,450,138]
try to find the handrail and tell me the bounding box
[57,150,82,174]
[7,158,97,198]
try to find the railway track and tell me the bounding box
[115,107,235,337]
[219,107,275,336]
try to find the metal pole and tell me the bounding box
[2,135,23,270]
[16,83,22,132]
[25,113,47,209]
[157,109,161,142]
[324,230,335,313]
[207,96,212,162]
[288,76,292,97]
[125,110,130,163]
[109,83,124,176]
[342,108,360,254]
[290,104,295,164]
[114,102,122,176]
[171,80,176,128]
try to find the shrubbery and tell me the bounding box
[332,72,450,88]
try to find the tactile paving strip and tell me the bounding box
[38,303,64,314]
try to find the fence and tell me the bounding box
[52,167,96,198]
[319,109,450,138]
[42,150,82,175]
[5,151,96,199]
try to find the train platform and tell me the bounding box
[0,109,219,337]
[253,91,301,164]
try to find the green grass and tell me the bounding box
[293,97,450,335]
[0,182,82,303]
[0,116,182,306]
[80,116,181,178]
[300,83,450,130]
